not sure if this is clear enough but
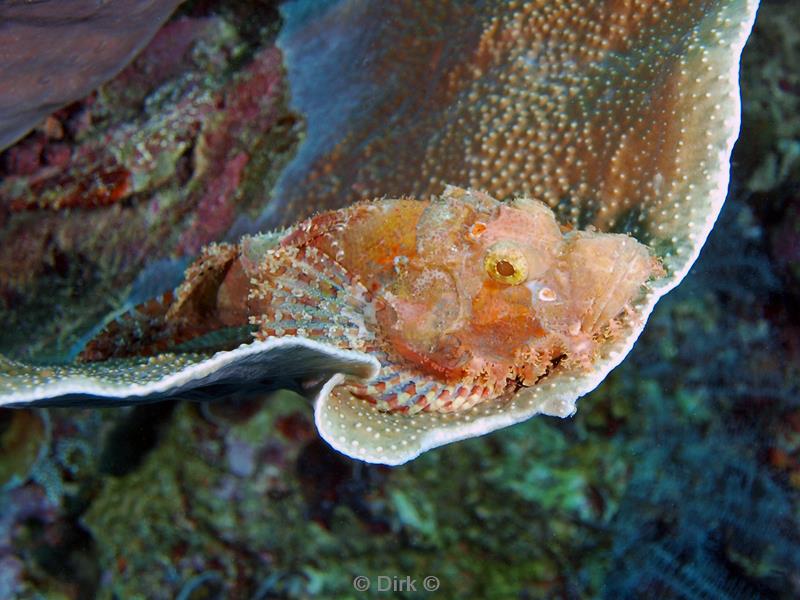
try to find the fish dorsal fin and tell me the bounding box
[79,243,251,361]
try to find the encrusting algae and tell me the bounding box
[82,187,660,415]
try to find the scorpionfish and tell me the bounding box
[81,186,660,414]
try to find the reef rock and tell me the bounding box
[0,0,182,150]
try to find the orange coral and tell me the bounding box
[275,0,751,277]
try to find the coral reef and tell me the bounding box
[1,0,800,598]
[0,0,182,150]
[2,194,798,596]
[7,187,796,597]
[0,0,759,468]
[0,10,300,361]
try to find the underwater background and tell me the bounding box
[0,0,799,598]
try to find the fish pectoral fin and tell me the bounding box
[250,244,375,352]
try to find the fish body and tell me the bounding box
[82,186,659,414]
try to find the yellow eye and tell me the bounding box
[484,241,528,285]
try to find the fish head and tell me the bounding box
[375,187,565,381]
[531,232,662,357]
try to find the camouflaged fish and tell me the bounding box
[80,186,659,417]
[0,0,760,466]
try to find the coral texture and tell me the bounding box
[0,0,759,465]
[0,0,182,150]
[0,17,300,361]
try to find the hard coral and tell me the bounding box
[273,0,759,463]
[0,1,760,466]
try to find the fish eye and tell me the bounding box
[484,241,528,285]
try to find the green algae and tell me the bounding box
[0,410,49,491]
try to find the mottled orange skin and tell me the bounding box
[311,192,560,385]
[252,186,659,413]
[82,186,659,414]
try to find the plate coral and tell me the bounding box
[0,0,760,465]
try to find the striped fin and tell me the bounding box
[346,351,500,415]
[250,243,376,353]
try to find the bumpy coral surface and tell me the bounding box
[0,0,759,465]
[274,0,755,277]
